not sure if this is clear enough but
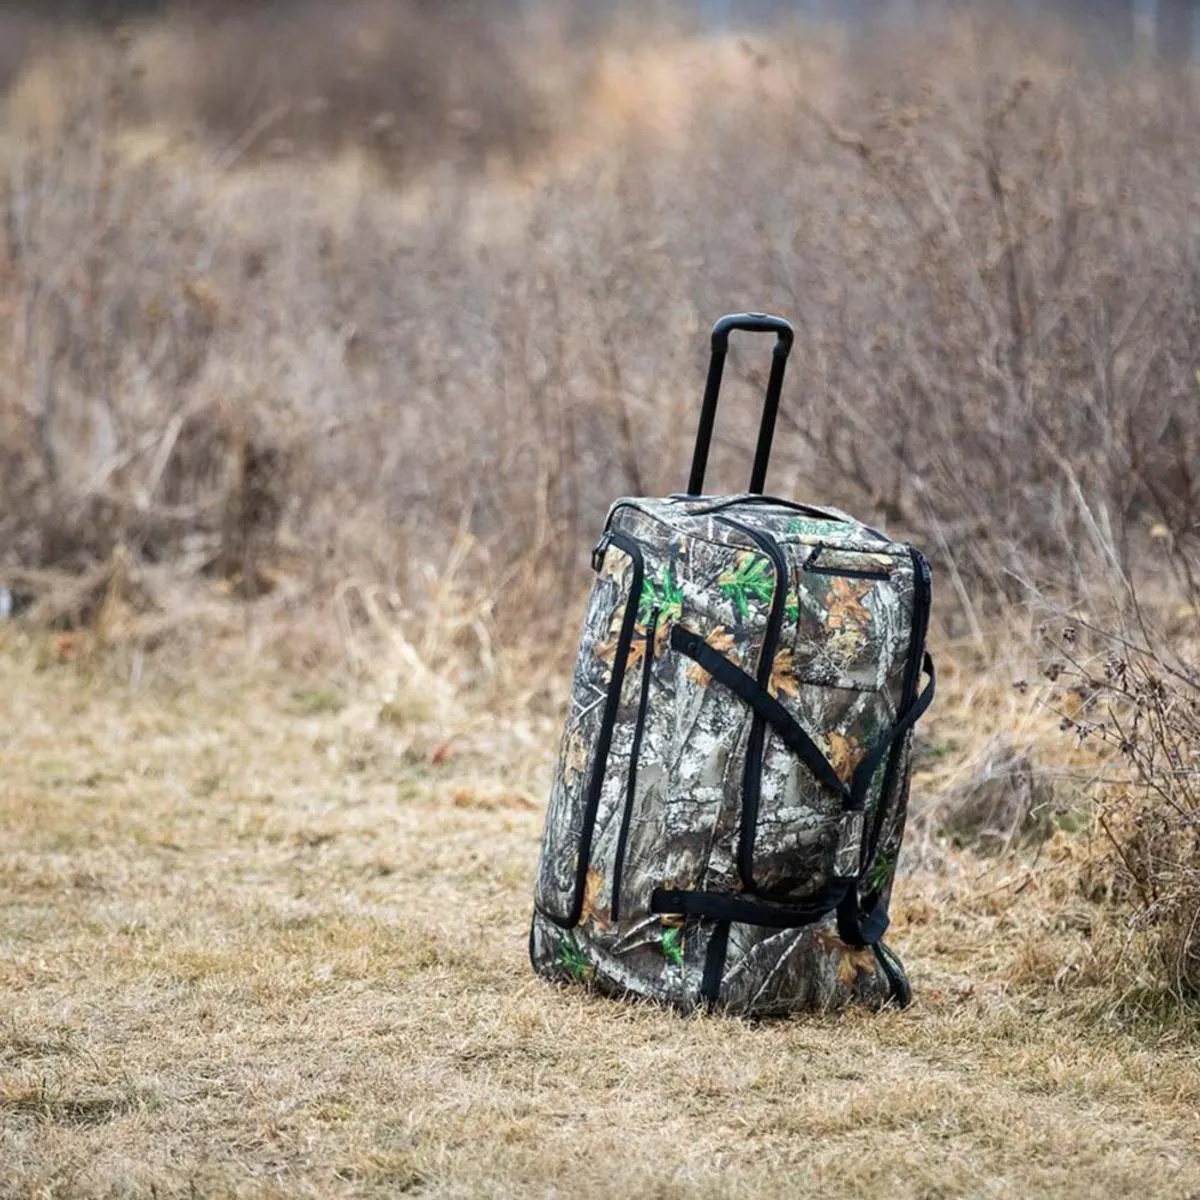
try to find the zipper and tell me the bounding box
[804,543,892,580]
[543,530,645,929]
[668,493,852,524]
[671,494,892,546]
[862,546,933,888]
[712,515,790,894]
[807,565,891,580]
[610,606,659,924]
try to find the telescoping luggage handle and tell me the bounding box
[687,312,795,497]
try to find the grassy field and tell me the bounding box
[2,621,1198,1199]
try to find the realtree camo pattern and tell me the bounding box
[531,494,927,1016]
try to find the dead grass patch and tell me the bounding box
[2,630,1199,1196]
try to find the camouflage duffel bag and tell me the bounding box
[529,313,935,1017]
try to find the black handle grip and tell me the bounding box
[687,311,795,496]
[711,312,796,347]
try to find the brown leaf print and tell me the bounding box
[599,608,665,677]
[600,553,630,585]
[836,944,879,987]
[686,626,737,687]
[653,619,671,659]
[593,601,629,669]
[625,637,648,673]
[828,730,867,780]
[816,930,877,987]
[826,576,873,661]
[562,726,590,785]
[594,639,615,670]
[768,647,800,700]
[579,866,609,930]
[827,576,873,628]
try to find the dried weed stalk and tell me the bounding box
[1041,606,1200,1001]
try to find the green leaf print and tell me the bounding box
[867,849,897,893]
[786,588,800,624]
[556,932,592,982]
[638,563,684,627]
[661,926,684,968]
[658,564,684,623]
[637,574,658,627]
[718,554,775,622]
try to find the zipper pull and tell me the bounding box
[591,530,613,573]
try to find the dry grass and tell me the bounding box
[2,624,1199,1199]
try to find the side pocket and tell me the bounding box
[861,546,932,899]
[534,534,644,927]
[610,607,659,924]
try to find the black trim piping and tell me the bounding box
[668,494,851,524]
[837,653,935,946]
[611,607,658,924]
[847,656,935,813]
[833,546,933,948]
[697,515,789,1012]
[541,531,645,929]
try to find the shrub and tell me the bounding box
[1043,600,1200,1001]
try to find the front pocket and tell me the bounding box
[791,551,911,692]
[751,555,916,899]
[534,534,644,927]
[753,683,895,898]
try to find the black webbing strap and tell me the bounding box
[848,653,937,810]
[838,654,937,946]
[836,885,893,946]
[670,626,851,805]
[671,625,937,946]
[652,881,852,930]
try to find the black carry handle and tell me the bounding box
[687,312,795,497]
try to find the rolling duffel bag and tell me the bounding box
[530,313,935,1016]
